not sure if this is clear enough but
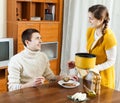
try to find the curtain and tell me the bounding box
[61,0,120,91]
[110,0,120,91]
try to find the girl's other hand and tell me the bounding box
[71,75,79,81]
[67,61,75,69]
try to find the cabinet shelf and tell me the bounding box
[0,70,5,78]
[17,0,58,3]
[41,42,58,60]
[16,0,58,21]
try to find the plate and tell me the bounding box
[58,80,80,88]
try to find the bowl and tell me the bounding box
[75,53,96,69]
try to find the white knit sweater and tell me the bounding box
[8,47,55,91]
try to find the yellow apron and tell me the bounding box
[86,27,117,89]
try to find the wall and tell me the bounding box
[0,0,6,38]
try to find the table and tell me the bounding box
[0,79,120,103]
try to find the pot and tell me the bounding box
[75,53,96,69]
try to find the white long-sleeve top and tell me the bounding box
[92,31,117,71]
[8,47,55,91]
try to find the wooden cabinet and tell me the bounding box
[0,67,8,93]
[49,59,58,74]
[7,0,63,75]
[40,22,59,42]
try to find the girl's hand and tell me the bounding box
[67,61,75,69]
[71,75,79,81]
